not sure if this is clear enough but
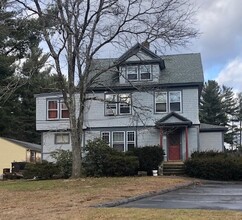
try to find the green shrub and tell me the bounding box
[129,146,164,175]
[51,149,72,178]
[191,150,227,159]
[83,138,139,177]
[185,152,242,180]
[23,161,59,179]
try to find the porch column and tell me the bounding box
[185,126,189,159]
[160,128,163,148]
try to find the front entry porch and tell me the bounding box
[155,112,192,162]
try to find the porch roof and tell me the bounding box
[155,112,192,128]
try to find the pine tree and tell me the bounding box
[200,80,227,126]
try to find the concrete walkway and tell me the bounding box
[119,183,242,211]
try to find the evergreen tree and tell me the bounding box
[221,85,238,144]
[200,80,227,126]
[200,80,238,145]
[0,43,59,143]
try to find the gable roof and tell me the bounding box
[200,123,227,132]
[155,112,192,127]
[88,53,204,90]
[2,138,41,152]
[116,43,165,69]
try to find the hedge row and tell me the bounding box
[23,139,164,179]
[185,151,242,181]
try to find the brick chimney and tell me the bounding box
[141,40,150,49]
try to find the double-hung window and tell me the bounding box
[47,99,69,120]
[127,131,135,151]
[101,132,110,145]
[101,131,135,152]
[113,132,125,152]
[140,65,151,80]
[60,101,69,119]
[119,94,131,114]
[155,92,167,113]
[48,100,58,119]
[105,93,131,116]
[127,66,138,80]
[169,91,181,112]
[155,91,181,113]
[104,94,117,116]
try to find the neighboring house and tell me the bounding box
[35,43,227,161]
[0,137,42,175]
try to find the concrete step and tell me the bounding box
[162,161,185,176]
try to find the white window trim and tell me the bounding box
[127,66,138,81]
[119,94,132,115]
[112,131,125,152]
[155,92,167,113]
[127,131,135,151]
[60,100,69,119]
[105,93,132,116]
[55,133,70,144]
[140,65,152,81]
[169,91,182,112]
[104,94,118,116]
[47,100,59,120]
[47,99,70,120]
[101,131,110,146]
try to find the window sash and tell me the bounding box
[140,65,151,80]
[48,100,58,119]
[113,132,125,152]
[105,94,117,115]
[119,94,131,114]
[127,66,138,81]
[60,101,69,119]
[155,92,167,113]
[55,133,70,144]
[169,91,181,112]
[101,132,110,145]
[127,131,135,151]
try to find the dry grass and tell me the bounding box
[0,177,241,220]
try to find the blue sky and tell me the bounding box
[176,0,242,93]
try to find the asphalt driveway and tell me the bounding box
[119,183,242,211]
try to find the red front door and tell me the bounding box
[168,130,181,160]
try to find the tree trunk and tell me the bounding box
[70,126,82,178]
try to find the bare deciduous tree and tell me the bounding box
[15,0,198,178]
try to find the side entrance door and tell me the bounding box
[168,130,181,160]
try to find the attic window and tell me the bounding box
[127,66,138,80]
[140,65,151,80]
[125,65,152,81]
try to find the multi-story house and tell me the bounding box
[35,43,227,161]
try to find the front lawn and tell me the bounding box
[0,177,241,220]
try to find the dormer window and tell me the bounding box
[140,65,151,80]
[127,66,138,80]
[124,64,152,82]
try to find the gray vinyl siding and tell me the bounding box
[199,132,224,152]
[85,87,200,129]
[36,87,199,131]
[42,131,71,161]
